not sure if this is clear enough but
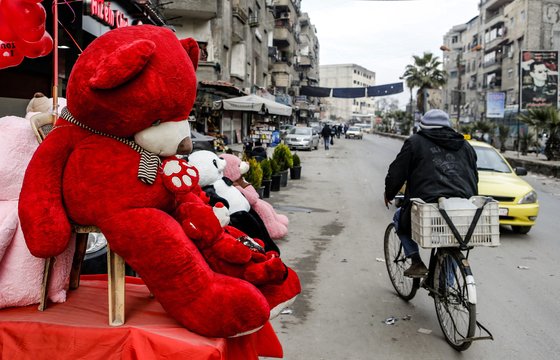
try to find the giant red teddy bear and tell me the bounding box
[18,25,270,338]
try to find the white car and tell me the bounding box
[284,126,320,150]
[345,126,363,139]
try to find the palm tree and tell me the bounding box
[497,124,509,153]
[402,52,447,115]
[517,106,560,160]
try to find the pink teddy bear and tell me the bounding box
[221,154,289,240]
[0,115,74,308]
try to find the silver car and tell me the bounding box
[284,126,320,150]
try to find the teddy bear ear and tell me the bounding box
[89,39,156,90]
[180,37,199,71]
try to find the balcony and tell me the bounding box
[273,27,293,48]
[484,7,504,26]
[232,5,248,24]
[299,13,310,27]
[296,54,312,67]
[272,73,290,88]
[248,14,259,27]
[161,0,217,20]
[483,54,503,69]
[274,0,293,8]
[272,62,292,74]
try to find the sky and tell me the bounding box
[299,0,481,109]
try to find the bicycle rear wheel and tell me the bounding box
[383,223,418,301]
[433,249,476,351]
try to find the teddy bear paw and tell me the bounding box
[161,157,199,193]
[212,202,230,227]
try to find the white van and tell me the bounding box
[354,123,372,134]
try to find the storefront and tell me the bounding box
[213,92,293,148]
[0,0,167,116]
[193,80,249,144]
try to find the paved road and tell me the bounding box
[262,133,560,360]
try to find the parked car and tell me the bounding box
[469,139,539,234]
[279,124,295,139]
[284,126,319,150]
[352,123,370,133]
[345,126,363,139]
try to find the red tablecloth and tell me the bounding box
[0,275,282,359]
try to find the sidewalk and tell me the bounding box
[502,150,560,178]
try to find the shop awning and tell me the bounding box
[199,80,247,97]
[213,94,293,116]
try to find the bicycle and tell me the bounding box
[384,196,499,351]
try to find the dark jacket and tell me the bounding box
[321,125,331,138]
[385,127,479,234]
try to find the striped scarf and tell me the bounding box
[60,107,161,185]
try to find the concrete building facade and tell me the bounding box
[161,0,320,142]
[441,0,560,123]
[319,64,376,121]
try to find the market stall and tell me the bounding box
[213,95,292,147]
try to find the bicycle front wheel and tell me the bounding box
[383,223,418,301]
[433,249,476,351]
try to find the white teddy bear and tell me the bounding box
[187,151,280,254]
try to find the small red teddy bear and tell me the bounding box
[161,157,301,316]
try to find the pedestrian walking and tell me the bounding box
[321,124,331,150]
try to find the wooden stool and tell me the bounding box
[39,225,126,326]
[31,109,126,326]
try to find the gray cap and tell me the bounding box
[419,109,451,129]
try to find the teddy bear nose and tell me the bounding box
[176,137,193,155]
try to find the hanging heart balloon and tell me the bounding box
[0,0,53,70]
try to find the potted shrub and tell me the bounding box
[290,153,302,180]
[272,144,293,187]
[260,158,272,198]
[269,158,281,192]
[244,157,264,198]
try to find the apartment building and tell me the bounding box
[319,64,376,121]
[162,0,320,140]
[292,12,320,124]
[441,0,560,123]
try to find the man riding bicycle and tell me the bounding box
[384,109,478,278]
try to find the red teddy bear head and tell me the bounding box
[66,25,199,139]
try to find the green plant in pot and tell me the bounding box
[290,153,302,180]
[244,157,263,196]
[260,158,272,198]
[269,158,281,192]
[272,144,293,187]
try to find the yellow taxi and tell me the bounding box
[468,139,539,234]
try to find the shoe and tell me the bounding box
[404,261,428,278]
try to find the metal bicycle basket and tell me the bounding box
[411,196,500,248]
